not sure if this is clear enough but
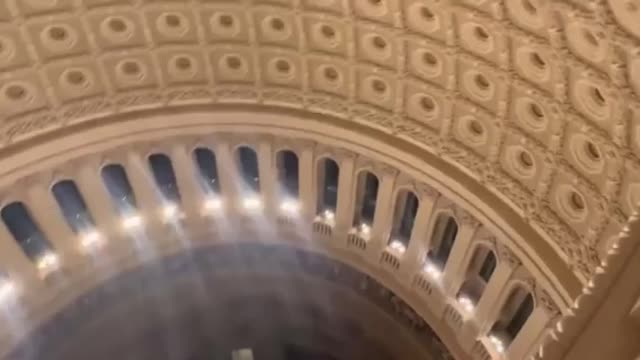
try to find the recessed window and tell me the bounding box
[276,150,299,198]
[428,215,458,267]
[353,171,379,226]
[148,153,181,203]
[316,158,339,214]
[457,246,496,305]
[101,164,137,215]
[194,147,220,194]
[1,202,54,262]
[389,190,419,247]
[491,289,535,346]
[52,180,95,234]
[236,146,260,193]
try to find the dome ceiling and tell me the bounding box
[0,0,640,358]
[0,0,638,326]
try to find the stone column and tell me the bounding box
[257,140,277,220]
[214,142,240,208]
[368,168,397,257]
[442,212,479,296]
[298,146,315,221]
[474,248,520,334]
[334,152,355,233]
[0,221,40,284]
[25,184,79,264]
[170,144,205,219]
[75,163,117,230]
[400,184,438,277]
[507,305,553,359]
[124,152,162,216]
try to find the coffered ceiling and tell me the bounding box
[0,0,638,284]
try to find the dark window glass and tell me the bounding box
[1,202,53,261]
[101,164,137,214]
[317,158,339,213]
[478,251,497,282]
[277,151,299,198]
[433,217,458,265]
[394,191,419,245]
[358,172,379,224]
[506,294,534,339]
[148,153,181,203]
[237,147,260,193]
[52,180,95,234]
[194,147,220,194]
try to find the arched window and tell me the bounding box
[276,150,299,198]
[51,180,95,234]
[428,215,458,267]
[316,158,339,215]
[491,287,535,346]
[194,147,220,194]
[101,164,137,215]
[353,171,379,226]
[1,202,54,262]
[389,190,419,247]
[457,246,497,306]
[236,146,260,193]
[148,153,181,203]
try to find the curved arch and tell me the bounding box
[0,108,579,306]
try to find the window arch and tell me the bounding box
[101,164,137,215]
[457,245,497,306]
[428,214,458,268]
[51,180,95,234]
[491,286,535,347]
[389,190,419,247]
[276,150,299,198]
[148,153,181,203]
[236,146,260,193]
[1,202,54,262]
[352,171,379,227]
[193,147,220,194]
[316,157,339,215]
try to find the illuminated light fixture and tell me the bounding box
[242,196,262,210]
[323,209,335,221]
[489,335,505,354]
[423,261,442,280]
[80,230,103,251]
[122,214,143,229]
[36,252,60,273]
[457,295,475,313]
[280,199,300,214]
[203,196,223,212]
[388,239,406,254]
[0,278,15,302]
[162,203,179,220]
[359,223,371,235]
